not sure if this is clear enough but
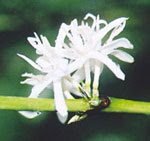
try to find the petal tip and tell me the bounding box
[19,111,41,119]
[56,111,68,124]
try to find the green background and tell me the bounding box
[0,0,150,140]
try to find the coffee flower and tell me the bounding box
[18,33,81,123]
[19,13,134,123]
[56,13,134,97]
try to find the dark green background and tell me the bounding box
[0,0,150,140]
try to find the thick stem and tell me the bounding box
[0,96,150,115]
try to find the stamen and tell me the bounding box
[79,87,90,100]
[84,61,91,96]
[93,61,103,97]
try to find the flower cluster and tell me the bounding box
[18,13,134,123]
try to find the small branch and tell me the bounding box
[0,96,150,115]
[104,97,150,115]
[0,96,90,112]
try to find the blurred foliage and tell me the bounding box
[0,0,150,141]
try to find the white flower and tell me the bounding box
[18,13,134,123]
[18,33,81,123]
[56,13,134,96]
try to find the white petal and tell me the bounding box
[21,72,34,77]
[53,80,68,123]
[97,19,107,26]
[64,90,74,99]
[21,73,47,85]
[98,17,128,40]
[29,78,52,98]
[93,61,104,88]
[63,79,82,97]
[68,57,87,74]
[55,23,70,49]
[107,19,126,42]
[21,78,37,85]
[84,61,91,85]
[84,13,95,21]
[17,53,42,71]
[70,20,85,48]
[19,78,52,119]
[27,33,43,54]
[36,56,50,68]
[19,111,41,119]
[70,88,82,97]
[60,48,78,60]
[89,52,125,80]
[40,35,51,48]
[101,38,133,54]
[111,50,134,63]
[27,32,41,48]
[84,13,107,30]
[28,33,52,56]
[72,67,85,83]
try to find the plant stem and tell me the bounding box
[0,96,150,115]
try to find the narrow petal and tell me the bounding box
[70,20,85,48]
[40,35,51,48]
[53,80,68,123]
[84,13,107,31]
[98,17,128,40]
[17,53,42,71]
[21,78,37,85]
[101,38,133,54]
[27,33,51,55]
[84,13,96,30]
[89,52,125,80]
[27,33,43,55]
[97,19,107,26]
[84,13,95,21]
[107,19,126,42]
[55,23,70,49]
[111,50,134,63]
[21,73,47,85]
[29,78,52,98]
[27,32,41,49]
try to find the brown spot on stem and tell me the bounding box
[99,95,111,108]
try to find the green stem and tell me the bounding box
[104,97,150,115]
[0,96,150,115]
